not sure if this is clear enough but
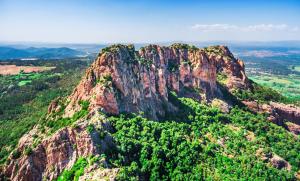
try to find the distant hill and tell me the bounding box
[0,46,85,60]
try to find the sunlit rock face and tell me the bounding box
[4,112,114,181]
[64,44,247,120]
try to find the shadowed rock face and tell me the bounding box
[63,44,247,120]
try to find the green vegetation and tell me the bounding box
[0,59,87,164]
[181,59,192,67]
[24,147,33,156]
[216,72,228,85]
[57,157,88,181]
[86,124,95,134]
[42,100,90,134]
[106,95,299,180]
[204,46,224,55]
[232,80,287,103]
[137,57,153,68]
[203,46,232,61]
[249,74,300,104]
[57,155,102,181]
[241,52,300,105]
[170,43,198,51]
[101,44,129,54]
[11,150,21,159]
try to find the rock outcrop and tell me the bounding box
[243,100,300,135]
[4,112,113,181]
[64,44,248,120]
[205,45,249,90]
[269,102,300,125]
[79,168,119,181]
[256,148,291,171]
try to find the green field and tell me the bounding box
[249,74,300,103]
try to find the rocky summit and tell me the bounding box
[2,44,300,181]
[62,44,248,120]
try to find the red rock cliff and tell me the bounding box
[64,44,247,120]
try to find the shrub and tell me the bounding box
[24,147,33,156]
[86,124,94,134]
[57,157,88,181]
[12,150,21,159]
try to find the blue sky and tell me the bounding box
[0,0,300,43]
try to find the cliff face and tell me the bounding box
[63,44,248,120]
[4,111,114,181]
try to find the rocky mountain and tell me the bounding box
[62,44,248,120]
[2,44,300,181]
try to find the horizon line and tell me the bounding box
[1,40,300,45]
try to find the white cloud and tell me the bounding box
[191,23,299,32]
[191,24,238,32]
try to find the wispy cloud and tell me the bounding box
[191,24,299,32]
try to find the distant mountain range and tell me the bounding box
[1,41,300,60]
[0,46,85,60]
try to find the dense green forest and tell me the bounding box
[0,59,88,164]
[56,92,299,180]
[107,94,299,180]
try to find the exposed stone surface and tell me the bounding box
[4,112,112,181]
[79,168,119,181]
[47,97,63,114]
[286,122,300,136]
[269,102,300,125]
[243,100,300,135]
[270,154,292,171]
[64,44,248,120]
[256,148,291,171]
[211,98,230,113]
[206,45,249,90]
[242,101,272,114]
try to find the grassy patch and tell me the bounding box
[43,100,90,134]
[217,73,228,85]
[57,157,88,181]
[57,155,102,181]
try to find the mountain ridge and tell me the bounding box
[62,44,248,120]
[0,46,84,59]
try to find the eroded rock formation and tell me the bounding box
[243,100,300,135]
[64,44,248,120]
[4,112,113,181]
